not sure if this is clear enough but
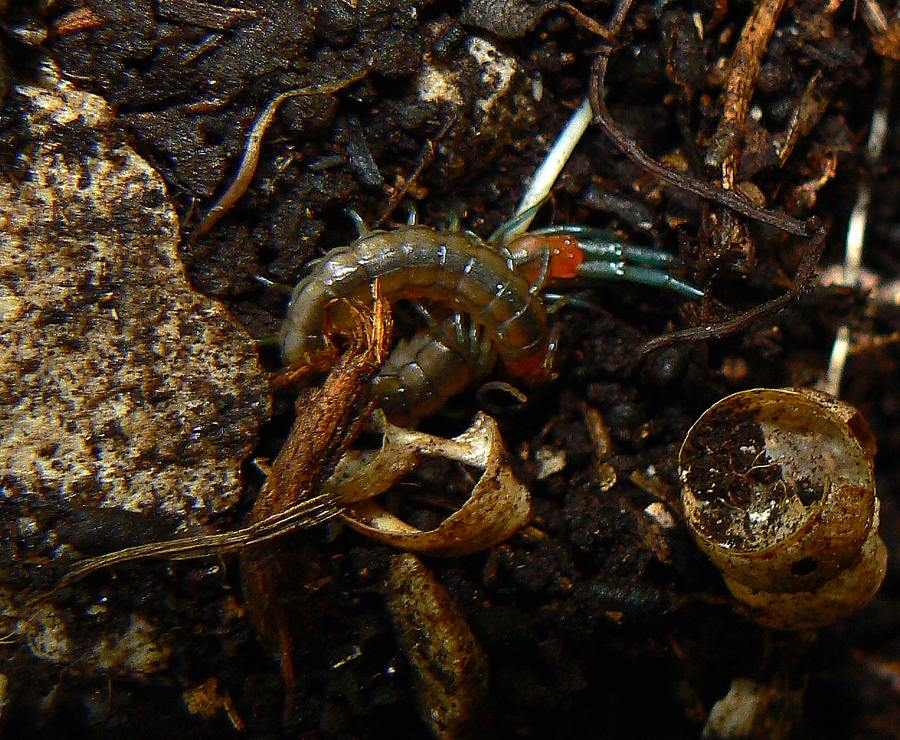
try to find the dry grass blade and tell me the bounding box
[53,495,340,590]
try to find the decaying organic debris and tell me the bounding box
[384,553,490,739]
[680,387,887,630]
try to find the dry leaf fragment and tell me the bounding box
[385,554,489,739]
[330,411,532,557]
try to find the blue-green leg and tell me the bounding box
[529,224,703,299]
[576,260,704,299]
[344,207,370,237]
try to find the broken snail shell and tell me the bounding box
[679,387,887,630]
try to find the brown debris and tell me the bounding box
[384,554,490,739]
[52,8,106,36]
[860,0,900,60]
[581,404,618,491]
[241,287,392,693]
[334,411,533,557]
[249,287,393,523]
[706,0,787,180]
[638,219,827,355]
[705,0,787,262]
[589,56,812,237]
[182,677,246,732]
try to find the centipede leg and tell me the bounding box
[576,259,704,299]
[257,333,282,349]
[529,224,703,298]
[344,207,370,237]
[542,293,576,313]
[412,303,440,330]
[252,273,294,294]
[457,315,497,374]
[444,209,462,232]
[401,201,418,226]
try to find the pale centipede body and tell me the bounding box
[372,314,497,424]
[280,226,550,423]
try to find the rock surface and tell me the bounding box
[0,61,269,528]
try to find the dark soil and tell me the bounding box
[3,1,899,738]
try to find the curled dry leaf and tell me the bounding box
[328,411,532,557]
[384,554,489,739]
[680,387,887,630]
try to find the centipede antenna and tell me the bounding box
[508,97,593,239]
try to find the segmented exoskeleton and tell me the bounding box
[280,215,701,426]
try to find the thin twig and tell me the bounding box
[191,71,368,241]
[638,219,826,355]
[705,0,788,261]
[374,115,456,229]
[707,0,787,183]
[607,0,638,34]
[776,71,827,166]
[558,3,616,40]
[589,55,812,237]
[588,0,824,353]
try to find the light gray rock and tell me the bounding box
[0,62,269,533]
